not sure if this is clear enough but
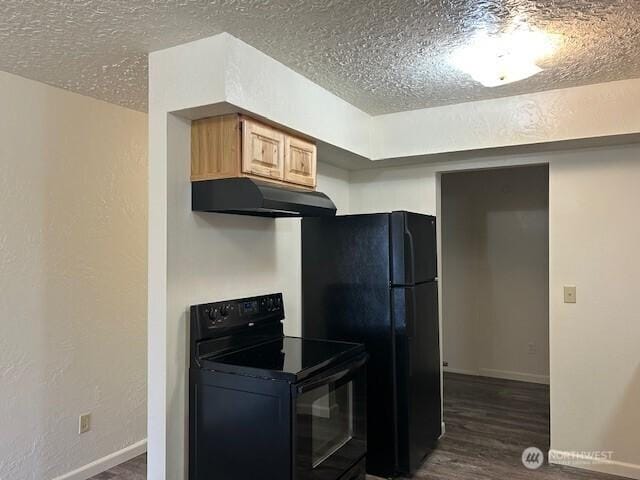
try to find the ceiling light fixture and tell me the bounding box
[451,26,560,87]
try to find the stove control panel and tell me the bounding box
[192,293,284,338]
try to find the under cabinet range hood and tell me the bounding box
[192,178,337,218]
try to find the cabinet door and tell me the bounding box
[191,115,241,181]
[241,118,285,180]
[284,136,317,188]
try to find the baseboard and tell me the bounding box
[443,366,549,384]
[549,449,640,480]
[53,439,147,480]
[442,366,478,376]
[479,368,549,385]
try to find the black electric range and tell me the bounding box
[189,293,368,480]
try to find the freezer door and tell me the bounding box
[392,281,441,475]
[390,211,437,285]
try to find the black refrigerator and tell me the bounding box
[301,211,441,477]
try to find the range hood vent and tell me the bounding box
[192,178,337,218]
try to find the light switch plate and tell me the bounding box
[564,286,577,304]
[79,413,91,434]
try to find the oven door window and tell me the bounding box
[299,381,353,467]
[295,358,366,480]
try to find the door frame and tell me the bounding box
[434,157,551,437]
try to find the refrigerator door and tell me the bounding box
[301,214,397,476]
[392,281,441,475]
[391,211,437,285]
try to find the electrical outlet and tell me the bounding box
[528,342,537,355]
[79,413,91,434]
[564,285,577,303]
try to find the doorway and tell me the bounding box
[440,165,550,385]
[428,164,554,477]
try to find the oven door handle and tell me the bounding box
[296,354,368,395]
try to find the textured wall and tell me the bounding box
[549,145,640,476]
[0,71,148,479]
[441,166,550,384]
[371,77,640,160]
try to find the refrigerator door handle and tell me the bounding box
[406,286,418,378]
[404,226,416,285]
[408,336,413,377]
[412,287,418,339]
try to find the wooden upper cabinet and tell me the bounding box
[191,115,241,181]
[191,114,317,189]
[284,135,317,188]
[241,118,285,181]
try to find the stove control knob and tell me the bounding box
[274,297,281,308]
[267,298,274,310]
[220,305,230,317]
[207,308,217,320]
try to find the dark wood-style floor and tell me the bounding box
[89,453,146,479]
[411,373,620,480]
[94,373,621,479]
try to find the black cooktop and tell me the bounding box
[201,336,364,382]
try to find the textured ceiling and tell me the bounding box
[1,1,639,114]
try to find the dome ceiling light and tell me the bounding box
[451,25,561,87]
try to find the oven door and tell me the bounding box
[293,354,367,480]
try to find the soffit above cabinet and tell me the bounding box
[161,34,640,169]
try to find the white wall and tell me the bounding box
[349,152,551,215]
[349,164,437,214]
[0,71,148,480]
[440,166,549,384]
[349,144,640,478]
[371,78,640,160]
[549,146,640,478]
